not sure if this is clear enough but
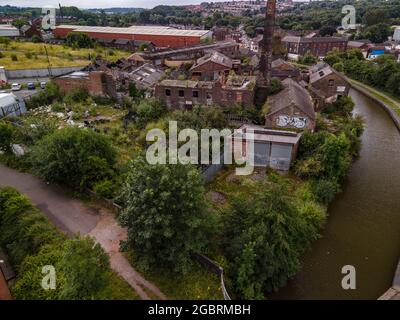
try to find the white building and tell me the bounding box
[0,25,19,37]
[0,93,26,119]
[393,26,400,42]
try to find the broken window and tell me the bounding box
[165,89,171,96]
[179,90,185,97]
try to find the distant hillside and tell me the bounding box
[87,8,145,14]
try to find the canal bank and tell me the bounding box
[271,88,400,300]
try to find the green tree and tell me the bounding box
[134,98,166,128]
[60,236,110,299]
[118,156,214,273]
[66,32,94,48]
[30,127,116,190]
[224,176,324,298]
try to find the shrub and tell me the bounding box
[11,54,18,61]
[312,179,340,205]
[0,121,14,153]
[94,179,116,199]
[64,87,89,104]
[30,127,116,190]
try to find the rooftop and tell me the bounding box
[268,78,315,120]
[56,24,211,38]
[233,124,302,145]
[191,51,232,70]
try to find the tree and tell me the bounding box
[224,176,324,298]
[66,32,94,48]
[30,127,116,190]
[118,156,214,273]
[299,53,318,65]
[60,236,110,299]
[0,121,13,153]
[128,82,145,101]
[359,23,391,43]
[319,25,336,36]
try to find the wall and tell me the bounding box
[5,66,82,79]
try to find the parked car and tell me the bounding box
[27,83,36,90]
[40,81,46,89]
[11,83,21,91]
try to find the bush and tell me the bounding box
[30,127,116,190]
[0,187,133,300]
[64,87,89,104]
[93,179,116,199]
[0,121,14,153]
[312,179,340,205]
[11,54,18,61]
[27,81,63,109]
[134,98,167,128]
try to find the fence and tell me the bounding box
[192,252,231,300]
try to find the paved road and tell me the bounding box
[0,164,99,235]
[0,164,166,300]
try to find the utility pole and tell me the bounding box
[44,45,53,78]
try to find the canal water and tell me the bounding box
[272,89,400,299]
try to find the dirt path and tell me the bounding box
[0,164,166,300]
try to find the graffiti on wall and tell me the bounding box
[276,115,308,129]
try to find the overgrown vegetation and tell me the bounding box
[0,187,138,300]
[325,48,400,99]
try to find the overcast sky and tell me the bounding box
[0,0,308,10]
[1,0,221,9]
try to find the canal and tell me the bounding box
[272,89,400,299]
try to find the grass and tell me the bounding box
[101,271,140,300]
[0,41,130,70]
[125,252,223,300]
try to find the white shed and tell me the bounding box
[0,93,26,118]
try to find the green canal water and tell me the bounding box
[272,89,400,299]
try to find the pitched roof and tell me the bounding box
[191,51,232,70]
[267,78,315,120]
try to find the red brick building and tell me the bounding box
[282,36,348,57]
[54,25,212,49]
[53,71,117,98]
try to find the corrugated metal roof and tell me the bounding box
[56,25,210,37]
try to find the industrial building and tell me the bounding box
[0,24,19,37]
[54,25,213,49]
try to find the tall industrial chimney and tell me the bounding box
[254,0,277,107]
[259,0,277,85]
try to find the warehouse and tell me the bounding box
[54,25,212,49]
[0,24,19,37]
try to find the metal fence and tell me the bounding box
[192,252,231,300]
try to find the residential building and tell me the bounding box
[265,78,316,131]
[231,124,302,171]
[54,25,213,49]
[53,71,117,98]
[393,26,400,42]
[282,36,348,57]
[309,65,350,109]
